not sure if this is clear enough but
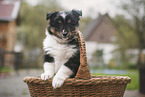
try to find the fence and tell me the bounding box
[0,48,23,71]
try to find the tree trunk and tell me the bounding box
[138,49,145,94]
[139,66,145,94]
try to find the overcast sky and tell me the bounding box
[60,0,122,18]
[27,0,123,18]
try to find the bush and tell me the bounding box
[127,63,137,69]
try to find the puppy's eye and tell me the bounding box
[67,20,71,23]
[58,20,62,24]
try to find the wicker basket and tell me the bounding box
[24,31,131,97]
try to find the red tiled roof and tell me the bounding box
[0,0,20,21]
[0,4,14,20]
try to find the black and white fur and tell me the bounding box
[41,9,82,89]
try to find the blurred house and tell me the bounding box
[0,0,21,67]
[83,13,118,67]
[0,0,20,51]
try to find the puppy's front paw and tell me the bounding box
[41,73,53,80]
[52,76,65,89]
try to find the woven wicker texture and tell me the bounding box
[75,31,91,80]
[24,76,131,97]
[24,31,131,97]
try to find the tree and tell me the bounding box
[116,0,145,94]
[79,16,91,33]
[113,14,138,65]
[121,0,145,66]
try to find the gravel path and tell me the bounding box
[0,69,43,97]
[124,90,145,97]
[0,69,145,97]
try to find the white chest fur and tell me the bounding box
[43,30,77,73]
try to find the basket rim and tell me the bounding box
[24,75,131,86]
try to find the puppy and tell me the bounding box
[41,9,82,89]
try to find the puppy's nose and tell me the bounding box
[62,30,68,37]
[63,33,67,36]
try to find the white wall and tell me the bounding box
[86,41,117,64]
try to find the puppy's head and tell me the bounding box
[46,9,82,42]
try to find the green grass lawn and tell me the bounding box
[0,67,12,73]
[92,69,139,90]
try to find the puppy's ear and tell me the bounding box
[46,11,58,20]
[72,9,82,18]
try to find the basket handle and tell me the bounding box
[75,31,91,80]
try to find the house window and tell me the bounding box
[99,34,104,40]
[0,33,5,40]
[96,49,103,57]
[111,36,116,42]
